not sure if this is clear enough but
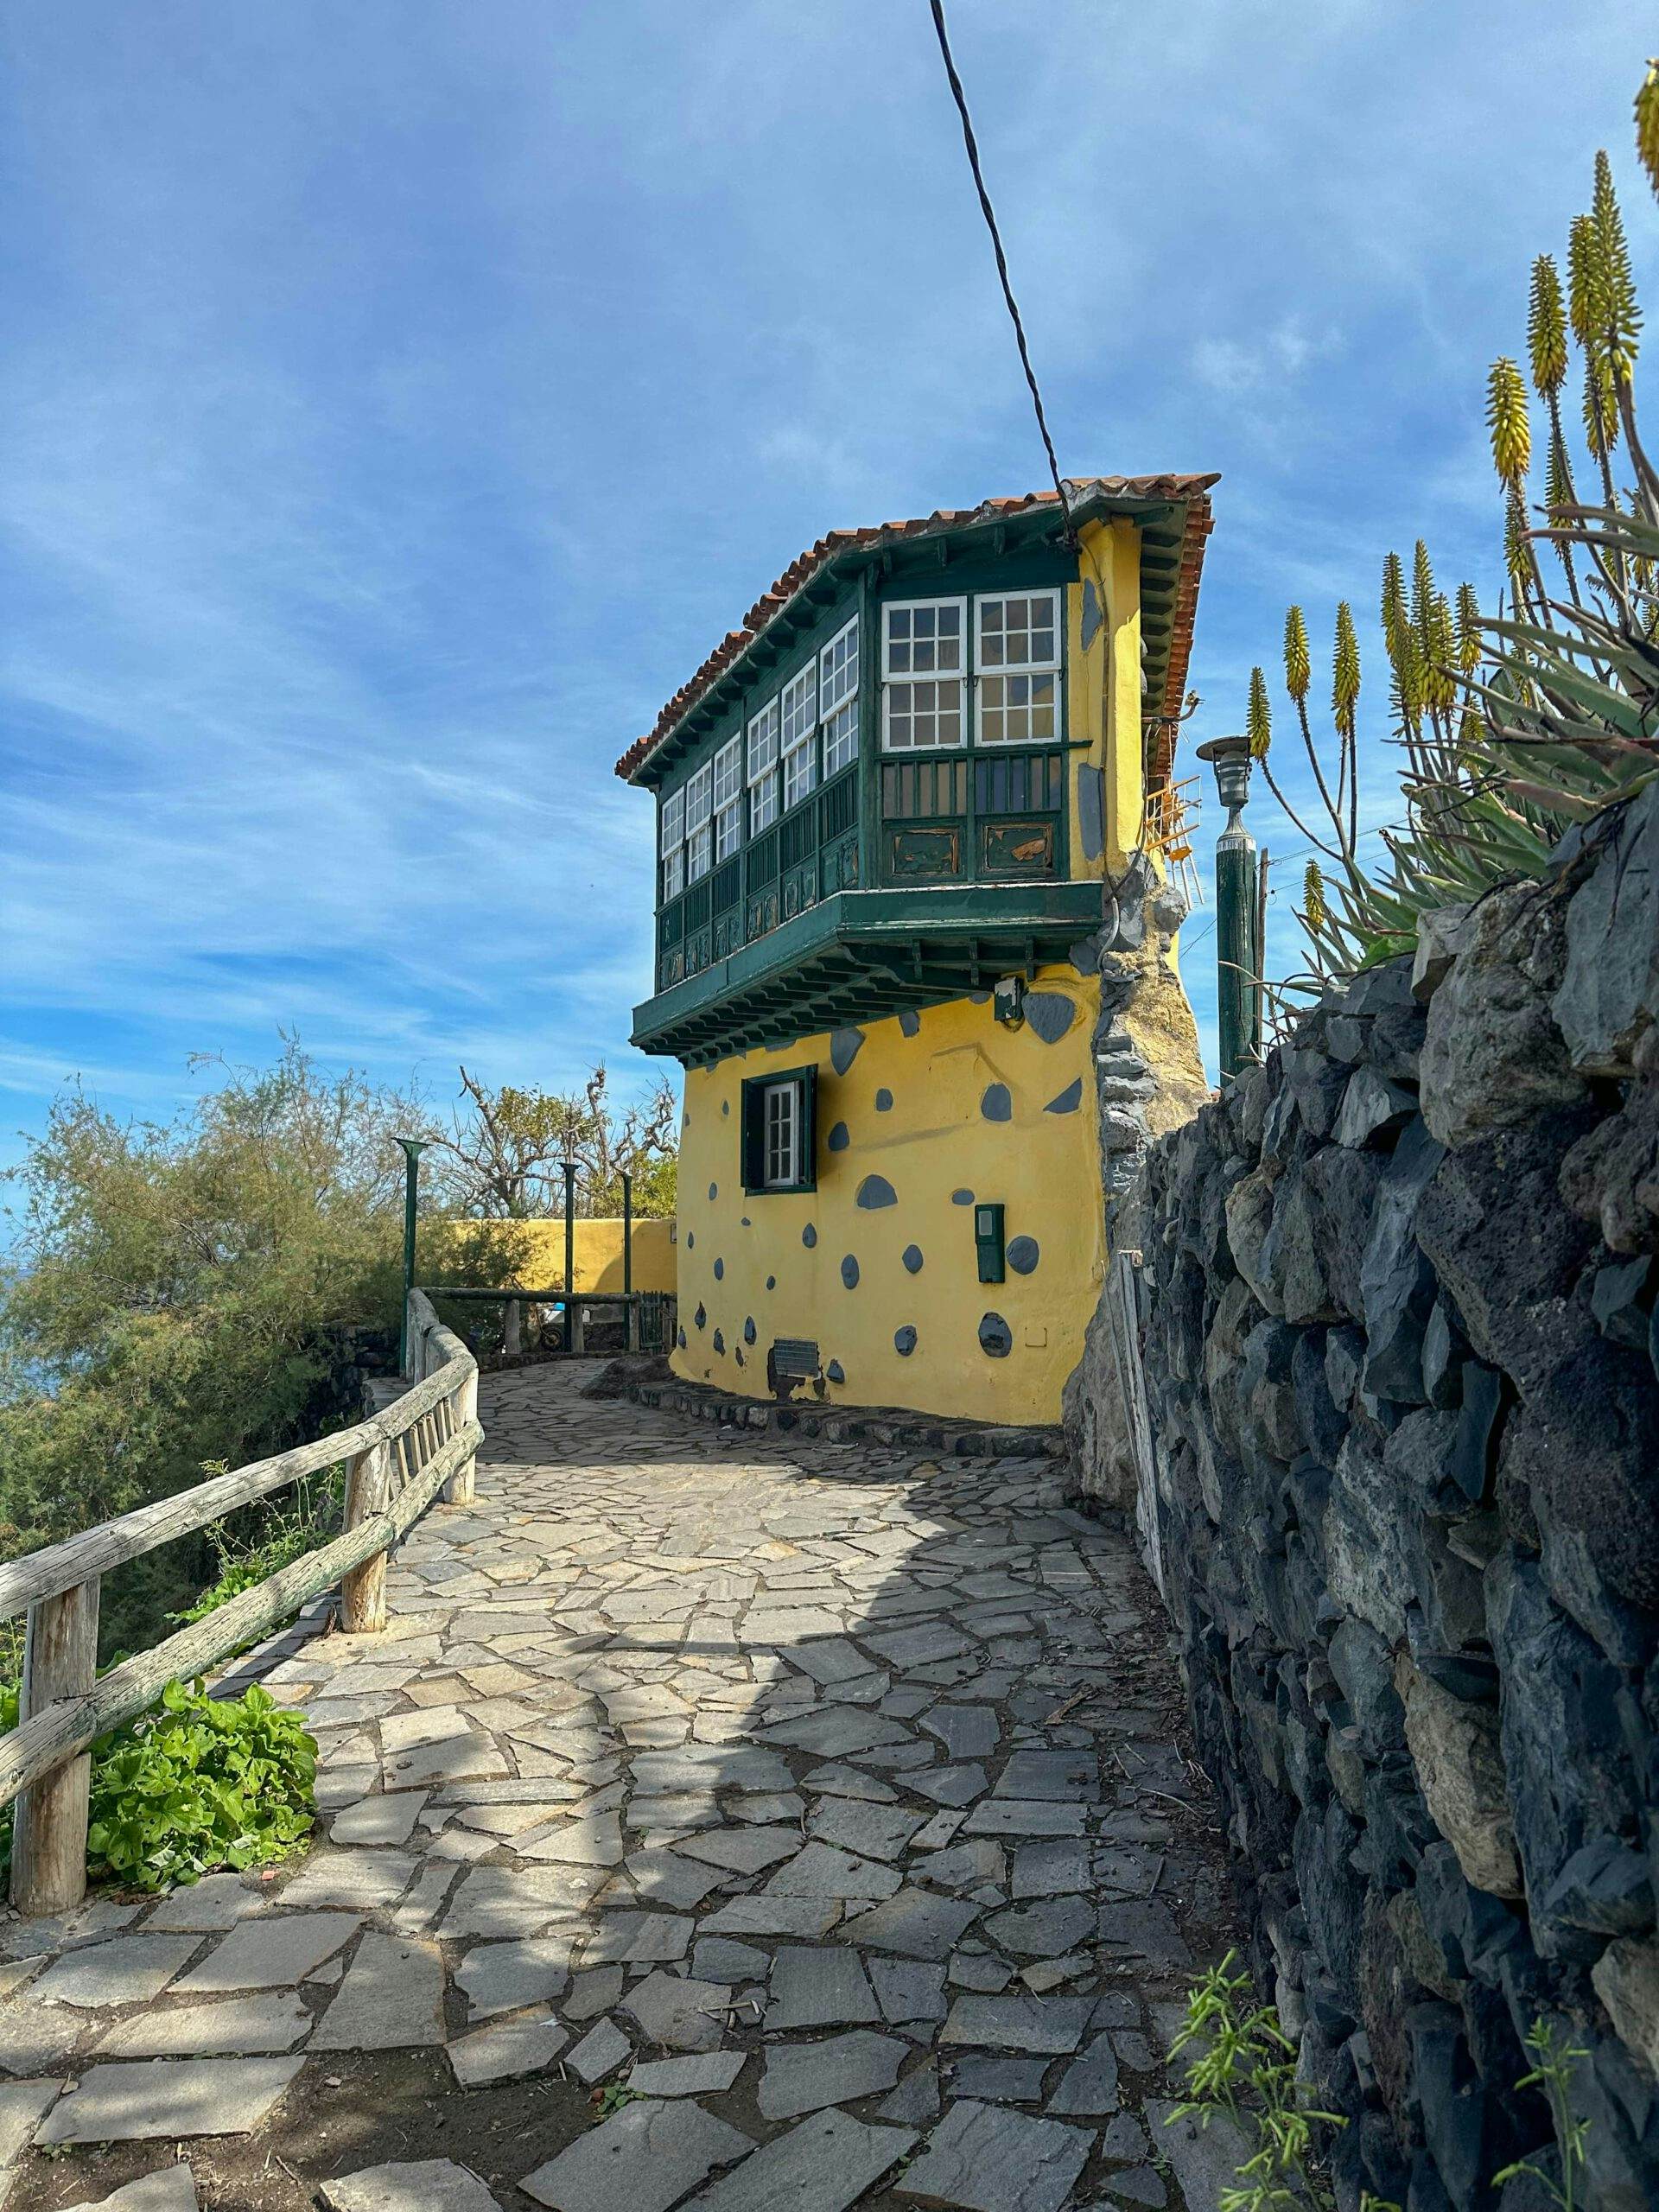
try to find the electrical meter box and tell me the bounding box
[974,1202,1006,1283]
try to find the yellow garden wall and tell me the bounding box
[671,966,1103,1426]
[434,1215,677,1295]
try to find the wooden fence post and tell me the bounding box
[626,1296,641,1353]
[447,1371,478,1506]
[339,1440,393,1634]
[10,1578,100,1917]
[569,1302,586,1355]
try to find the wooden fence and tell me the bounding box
[0,1290,480,1918]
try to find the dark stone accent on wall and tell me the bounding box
[693,1304,706,1330]
[899,1009,921,1038]
[830,1027,866,1074]
[979,1312,1012,1357]
[1024,991,1076,1044]
[1081,575,1103,651]
[828,1122,851,1152]
[1045,1077,1084,1116]
[1007,1235,1040,1276]
[619,1363,1061,1457]
[712,1328,725,1354]
[981,1084,1012,1122]
[802,1224,817,1248]
[856,1174,897,1210]
[766,1274,776,1290]
[875,1088,893,1111]
[894,1325,917,1356]
[708,1182,718,1201]
[903,1244,925,1274]
[841,1255,861,1288]
[1084,781,1659,2212]
[826,1358,845,1383]
[744,1317,756,1344]
[952,1189,975,1206]
[713,1257,724,1280]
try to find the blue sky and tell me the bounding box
[2,2,1653,1176]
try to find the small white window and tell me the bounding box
[780,662,817,810]
[820,619,860,777]
[976,591,1060,745]
[713,736,743,861]
[747,697,780,834]
[764,1080,798,1188]
[661,845,684,901]
[685,760,713,830]
[882,599,966,751]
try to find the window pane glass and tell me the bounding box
[764,1080,798,1186]
[883,600,963,677]
[979,671,1057,744]
[748,697,780,781]
[687,823,712,880]
[661,848,683,901]
[660,788,684,851]
[781,664,817,750]
[685,762,713,830]
[783,740,817,809]
[749,772,779,834]
[820,620,859,718]
[715,799,742,861]
[823,699,858,777]
[713,736,742,809]
[977,589,1058,673]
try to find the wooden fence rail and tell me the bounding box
[1,1290,480,1918]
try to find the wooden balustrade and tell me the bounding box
[0,1290,480,1918]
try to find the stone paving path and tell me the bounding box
[1,1363,1242,2212]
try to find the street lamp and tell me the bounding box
[1194,737,1262,1085]
[395,1138,428,1376]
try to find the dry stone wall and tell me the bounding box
[1096,781,1659,2210]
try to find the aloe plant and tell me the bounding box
[1253,67,1659,992]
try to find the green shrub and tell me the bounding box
[86,1679,317,1891]
[1,1675,317,1895]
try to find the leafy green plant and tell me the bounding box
[1247,71,1659,1003]
[85,1679,316,1891]
[591,2082,639,2120]
[1495,2019,1592,2212]
[1169,1952,1351,2212]
[169,1464,344,1628]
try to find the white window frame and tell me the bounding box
[763,1079,800,1189]
[713,735,744,862]
[819,616,860,778]
[747,696,780,834]
[659,787,685,903]
[880,596,967,753]
[974,589,1062,746]
[684,760,714,881]
[780,661,817,810]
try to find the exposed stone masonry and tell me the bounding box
[1096,781,1659,2210]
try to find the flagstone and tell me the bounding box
[97,1994,311,2058]
[447,2011,568,2086]
[61,2170,200,2212]
[30,1936,199,2011]
[140,1875,264,1932]
[581,1913,693,1966]
[565,2017,632,2084]
[940,1992,1091,2055]
[766,1842,903,1902]
[626,2050,746,2097]
[277,1849,416,1910]
[766,1945,880,2031]
[173,1914,359,1994]
[757,2028,906,2118]
[0,2079,58,2168]
[684,2109,918,2212]
[37,2056,305,2144]
[320,2161,502,2212]
[837,1889,981,1961]
[312,1933,445,2050]
[519,2096,752,2212]
[894,2097,1092,2212]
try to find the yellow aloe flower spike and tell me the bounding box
[1332,602,1360,741]
[1247,666,1272,760]
[1283,607,1311,703]
[1487,358,1531,489]
[1638,59,1659,198]
[1529,257,1568,398]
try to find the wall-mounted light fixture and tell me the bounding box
[992,975,1026,1029]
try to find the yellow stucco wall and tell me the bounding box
[434,1216,677,1295]
[670,966,1103,1426]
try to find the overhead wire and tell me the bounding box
[927,0,1074,544]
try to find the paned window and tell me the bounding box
[713,735,744,861]
[780,662,817,810]
[740,1065,817,1193]
[882,600,965,751]
[659,787,685,903]
[819,618,860,777]
[747,696,780,833]
[685,760,713,881]
[976,591,1059,744]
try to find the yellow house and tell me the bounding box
[617,480,1216,1425]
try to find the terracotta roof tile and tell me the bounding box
[616,475,1218,782]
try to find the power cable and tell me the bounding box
[928,0,1074,543]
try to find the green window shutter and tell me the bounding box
[740,1076,767,1194]
[798,1065,818,1192]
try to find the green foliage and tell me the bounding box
[1,1676,316,1895]
[168,1465,344,1628]
[85,1680,316,1892]
[592,2082,639,2120]
[1495,2020,1592,2212]
[1169,1953,1352,2212]
[1249,73,1659,1001]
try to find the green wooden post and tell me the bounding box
[621,1171,633,1297]
[1195,737,1262,1085]
[562,1161,577,1353]
[396,1139,427,1375]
